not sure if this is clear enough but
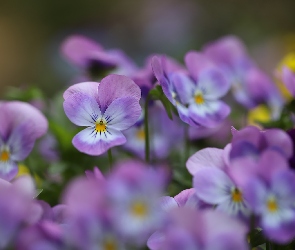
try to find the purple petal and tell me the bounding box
[186,148,225,175]
[147,231,166,250]
[85,167,105,183]
[229,141,259,160]
[263,129,293,158]
[184,51,216,81]
[171,72,195,104]
[189,100,230,128]
[193,168,234,204]
[159,196,178,212]
[282,66,295,97]
[104,97,142,131]
[63,81,99,101]
[61,35,103,67]
[0,161,18,181]
[197,68,230,99]
[12,176,35,198]
[174,188,195,207]
[72,127,126,156]
[97,74,141,113]
[231,126,262,148]
[1,101,48,139]
[63,92,101,127]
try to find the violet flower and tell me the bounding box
[0,101,48,180]
[107,160,167,245]
[148,208,248,250]
[63,74,142,156]
[61,35,138,80]
[282,66,295,97]
[152,52,231,128]
[203,35,284,117]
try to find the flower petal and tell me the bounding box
[0,160,18,181]
[61,35,103,67]
[197,68,230,99]
[8,122,35,161]
[97,74,141,113]
[63,92,101,127]
[189,100,230,128]
[63,81,99,101]
[171,72,195,104]
[159,196,178,212]
[72,127,126,156]
[193,167,233,204]
[104,97,141,131]
[186,148,225,175]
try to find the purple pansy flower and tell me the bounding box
[0,101,48,180]
[61,35,138,80]
[63,74,142,156]
[282,66,295,97]
[148,208,248,250]
[203,36,283,117]
[244,170,295,243]
[152,52,231,128]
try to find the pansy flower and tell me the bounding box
[0,101,48,180]
[63,74,141,156]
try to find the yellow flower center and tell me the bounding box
[95,120,107,133]
[231,188,243,203]
[267,198,278,213]
[0,150,9,162]
[281,52,295,72]
[103,239,117,250]
[194,94,204,104]
[136,129,145,140]
[130,201,148,218]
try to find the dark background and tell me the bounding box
[0,0,295,95]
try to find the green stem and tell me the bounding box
[266,241,271,250]
[144,94,150,163]
[184,124,190,164]
[107,149,113,171]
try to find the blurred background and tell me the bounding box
[0,0,295,96]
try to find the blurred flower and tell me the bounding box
[203,35,284,118]
[148,208,248,250]
[0,101,48,180]
[63,74,141,156]
[123,105,183,160]
[61,35,138,81]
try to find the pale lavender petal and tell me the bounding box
[63,81,99,100]
[171,72,195,104]
[97,74,141,113]
[184,51,215,81]
[85,167,105,183]
[176,104,196,126]
[263,129,293,158]
[8,122,35,161]
[189,100,230,128]
[0,161,18,181]
[174,188,195,207]
[197,67,230,99]
[282,66,295,97]
[3,101,48,139]
[12,176,35,198]
[72,127,126,156]
[147,231,166,250]
[63,92,101,127]
[258,150,289,181]
[193,168,233,204]
[186,148,225,175]
[160,196,178,211]
[61,35,103,67]
[104,97,141,131]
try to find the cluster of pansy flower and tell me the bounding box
[2,33,295,250]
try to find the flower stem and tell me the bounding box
[107,149,113,171]
[144,94,150,163]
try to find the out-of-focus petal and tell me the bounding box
[186,148,225,175]
[63,81,99,100]
[282,66,295,97]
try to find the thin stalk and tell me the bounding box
[144,94,150,163]
[266,241,271,250]
[184,124,190,165]
[107,149,113,171]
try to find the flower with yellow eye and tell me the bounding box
[63,74,141,156]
